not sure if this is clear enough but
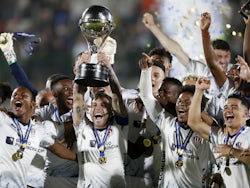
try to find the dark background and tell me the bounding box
[0,0,247,90]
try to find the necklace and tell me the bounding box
[12,118,32,161]
[175,121,193,168]
[93,125,111,164]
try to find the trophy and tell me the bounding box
[75,5,115,87]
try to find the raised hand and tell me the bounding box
[73,50,91,75]
[142,12,156,29]
[138,52,152,70]
[235,55,250,82]
[0,32,16,65]
[97,51,111,67]
[196,77,211,90]
[200,12,211,31]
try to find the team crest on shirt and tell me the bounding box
[108,128,112,135]
[193,136,202,143]
[30,129,36,137]
[6,136,14,145]
[235,142,243,148]
[170,143,176,151]
[90,140,96,147]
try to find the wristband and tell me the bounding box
[202,31,210,38]
[4,49,17,65]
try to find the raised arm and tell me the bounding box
[243,15,250,66]
[235,55,250,82]
[139,53,165,123]
[72,83,87,126]
[48,142,77,161]
[97,51,128,118]
[187,77,211,141]
[200,13,227,88]
[142,12,189,67]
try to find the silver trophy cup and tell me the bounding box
[75,5,115,87]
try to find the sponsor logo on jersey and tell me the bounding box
[235,141,243,148]
[90,140,96,147]
[6,136,14,145]
[193,135,202,143]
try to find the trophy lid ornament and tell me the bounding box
[75,5,115,87]
[79,5,114,40]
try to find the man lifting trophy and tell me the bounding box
[75,5,115,87]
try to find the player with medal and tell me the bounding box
[139,56,212,187]
[12,118,32,162]
[188,77,250,188]
[73,12,128,185]
[175,121,193,168]
[94,125,111,164]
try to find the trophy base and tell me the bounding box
[74,63,109,87]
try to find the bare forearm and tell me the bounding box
[108,68,127,117]
[243,22,250,66]
[108,67,122,95]
[73,87,85,126]
[230,147,250,165]
[201,31,226,87]
[188,89,210,140]
[48,142,77,161]
[149,25,189,66]
[112,94,128,117]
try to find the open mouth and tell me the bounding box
[226,114,234,121]
[94,113,103,120]
[67,96,73,105]
[14,101,23,110]
[178,109,186,116]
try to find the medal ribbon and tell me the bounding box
[13,118,32,153]
[176,121,193,161]
[53,108,72,124]
[93,125,111,160]
[54,108,62,122]
[224,125,245,167]
[224,125,246,146]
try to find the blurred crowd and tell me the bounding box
[0,0,247,90]
[0,0,160,89]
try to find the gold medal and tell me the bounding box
[21,143,27,149]
[153,135,159,141]
[175,160,183,168]
[99,156,107,164]
[177,148,184,155]
[12,150,23,161]
[98,145,105,152]
[143,138,151,147]
[224,167,231,176]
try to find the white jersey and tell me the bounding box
[125,100,162,187]
[205,78,235,125]
[139,68,212,188]
[210,126,250,188]
[0,112,54,188]
[74,120,128,188]
[26,148,47,188]
[186,59,233,100]
[34,103,78,187]
[122,88,162,187]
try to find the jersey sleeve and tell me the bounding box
[9,62,37,96]
[39,120,57,148]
